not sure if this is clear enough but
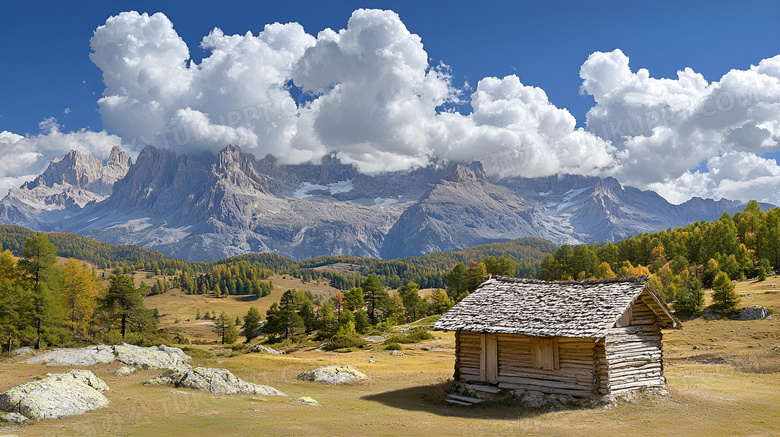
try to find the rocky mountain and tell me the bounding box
[0,145,768,262]
[0,146,131,229]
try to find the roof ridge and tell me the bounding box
[493,275,649,286]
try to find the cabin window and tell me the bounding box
[615,306,632,327]
[530,337,559,370]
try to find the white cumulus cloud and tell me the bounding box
[89,9,614,177]
[581,49,780,204]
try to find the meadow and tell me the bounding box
[0,276,778,436]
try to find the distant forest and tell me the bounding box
[0,224,554,292]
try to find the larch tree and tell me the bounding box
[59,258,102,339]
[241,306,261,342]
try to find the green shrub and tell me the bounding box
[384,327,434,344]
[385,342,402,350]
[323,334,368,351]
[181,346,214,360]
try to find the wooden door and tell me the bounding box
[480,333,498,383]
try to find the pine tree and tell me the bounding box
[242,307,261,342]
[18,233,58,349]
[361,274,387,325]
[712,272,739,311]
[101,275,144,338]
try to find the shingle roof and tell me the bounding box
[433,276,679,338]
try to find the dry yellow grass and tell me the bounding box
[1,276,778,436]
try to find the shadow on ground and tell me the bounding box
[361,380,554,420]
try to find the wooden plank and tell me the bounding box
[448,394,485,403]
[497,382,594,398]
[497,375,592,390]
[446,399,473,406]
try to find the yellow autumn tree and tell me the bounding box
[58,258,103,339]
[595,262,616,279]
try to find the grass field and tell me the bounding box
[1,276,778,436]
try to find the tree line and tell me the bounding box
[0,233,163,352]
[538,201,774,312]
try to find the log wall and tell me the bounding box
[603,300,666,393]
[456,331,602,398]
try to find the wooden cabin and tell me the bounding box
[433,276,681,398]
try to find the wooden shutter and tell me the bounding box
[531,337,559,371]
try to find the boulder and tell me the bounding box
[12,347,34,356]
[702,308,723,320]
[145,367,286,396]
[297,365,367,385]
[1,412,28,423]
[740,306,769,320]
[297,396,320,406]
[25,343,191,370]
[112,343,191,369]
[25,345,116,366]
[248,344,285,354]
[115,365,136,376]
[0,370,110,420]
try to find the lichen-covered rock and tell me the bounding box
[25,345,115,366]
[297,365,367,385]
[24,343,191,370]
[740,306,769,320]
[297,396,320,406]
[115,365,136,376]
[145,367,285,396]
[12,347,34,356]
[1,412,28,423]
[248,344,285,354]
[0,370,110,420]
[112,343,190,369]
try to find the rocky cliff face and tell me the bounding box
[0,145,768,261]
[0,146,131,230]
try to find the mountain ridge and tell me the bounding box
[0,145,769,262]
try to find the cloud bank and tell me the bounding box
[3,9,779,205]
[581,49,780,204]
[0,119,121,197]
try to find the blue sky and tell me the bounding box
[1,0,780,204]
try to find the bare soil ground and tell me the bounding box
[1,277,778,436]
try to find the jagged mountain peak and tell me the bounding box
[445,161,488,183]
[1,145,771,262]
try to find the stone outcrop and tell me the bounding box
[25,343,191,369]
[248,344,285,354]
[0,370,110,420]
[740,306,769,320]
[297,365,367,385]
[145,367,286,396]
[25,345,116,366]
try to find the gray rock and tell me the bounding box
[24,343,191,370]
[145,367,286,396]
[115,365,136,376]
[248,344,285,354]
[112,343,191,369]
[740,306,769,320]
[1,411,28,423]
[703,308,723,320]
[25,345,115,366]
[389,350,404,356]
[297,396,320,406]
[0,370,110,420]
[297,365,367,385]
[12,347,34,356]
